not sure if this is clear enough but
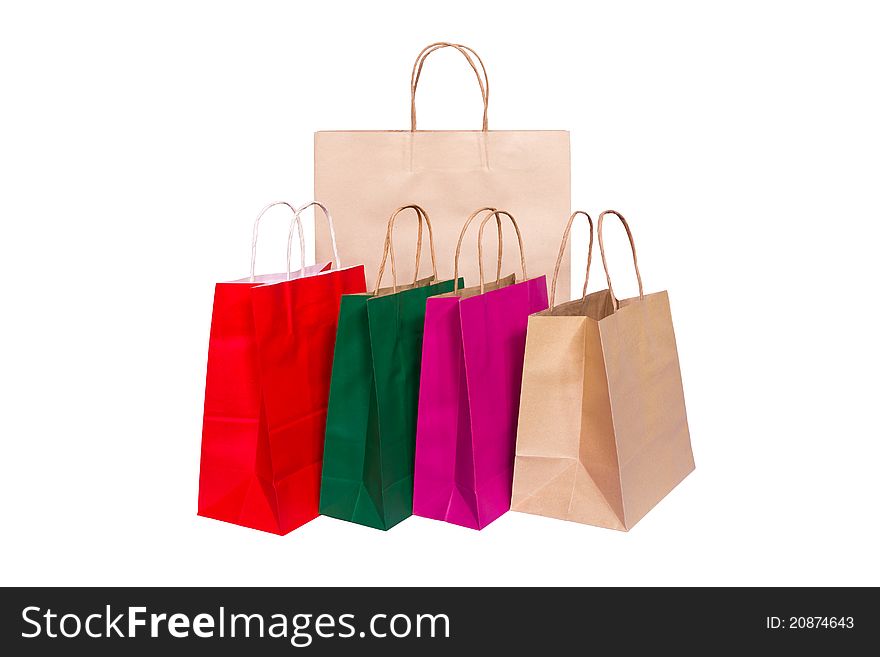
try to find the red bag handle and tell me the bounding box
[249,201,305,282]
[295,201,341,270]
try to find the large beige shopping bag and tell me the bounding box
[315,42,571,294]
[511,210,694,530]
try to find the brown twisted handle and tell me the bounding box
[452,207,506,293]
[374,205,438,295]
[377,211,422,290]
[410,42,489,132]
[549,211,594,309]
[477,211,527,294]
[451,209,529,295]
[597,210,645,310]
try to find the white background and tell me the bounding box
[1,1,878,587]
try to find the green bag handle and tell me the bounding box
[452,207,505,293]
[549,211,594,310]
[374,204,438,295]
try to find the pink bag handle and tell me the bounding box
[452,207,506,293]
[477,211,527,294]
[410,42,489,131]
[549,211,594,309]
[597,210,645,310]
[374,205,438,295]
[249,201,306,282]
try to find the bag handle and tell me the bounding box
[295,201,341,269]
[374,205,438,294]
[597,210,645,310]
[477,211,527,294]
[549,211,594,309]
[249,201,306,282]
[410,42,489,132]
[452,207,506,293]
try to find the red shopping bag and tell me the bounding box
[198,202,366,534]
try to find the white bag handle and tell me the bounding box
[296,201,341,269]
[249,201,306,282]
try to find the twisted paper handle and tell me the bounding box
[295,201,341,270]
[410,42,489,131]
[249,201,306,282]
[452,207,506,293]
[597,210,645,310]
[374,205,438,294]
[477,211,527,295]
[549,211,594,309]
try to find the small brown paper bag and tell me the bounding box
[511,210,694,530]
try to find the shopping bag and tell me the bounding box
[315,42,571,294]
[320,205,463,530]
[413,209,548,530]
[511,210,694,530]
[198,201,366,534]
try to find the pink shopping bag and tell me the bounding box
[413,209,548,529]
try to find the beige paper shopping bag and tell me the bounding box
[511,210,694,530]
[315,42,571,294]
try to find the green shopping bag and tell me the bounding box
[319,205,462,530]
